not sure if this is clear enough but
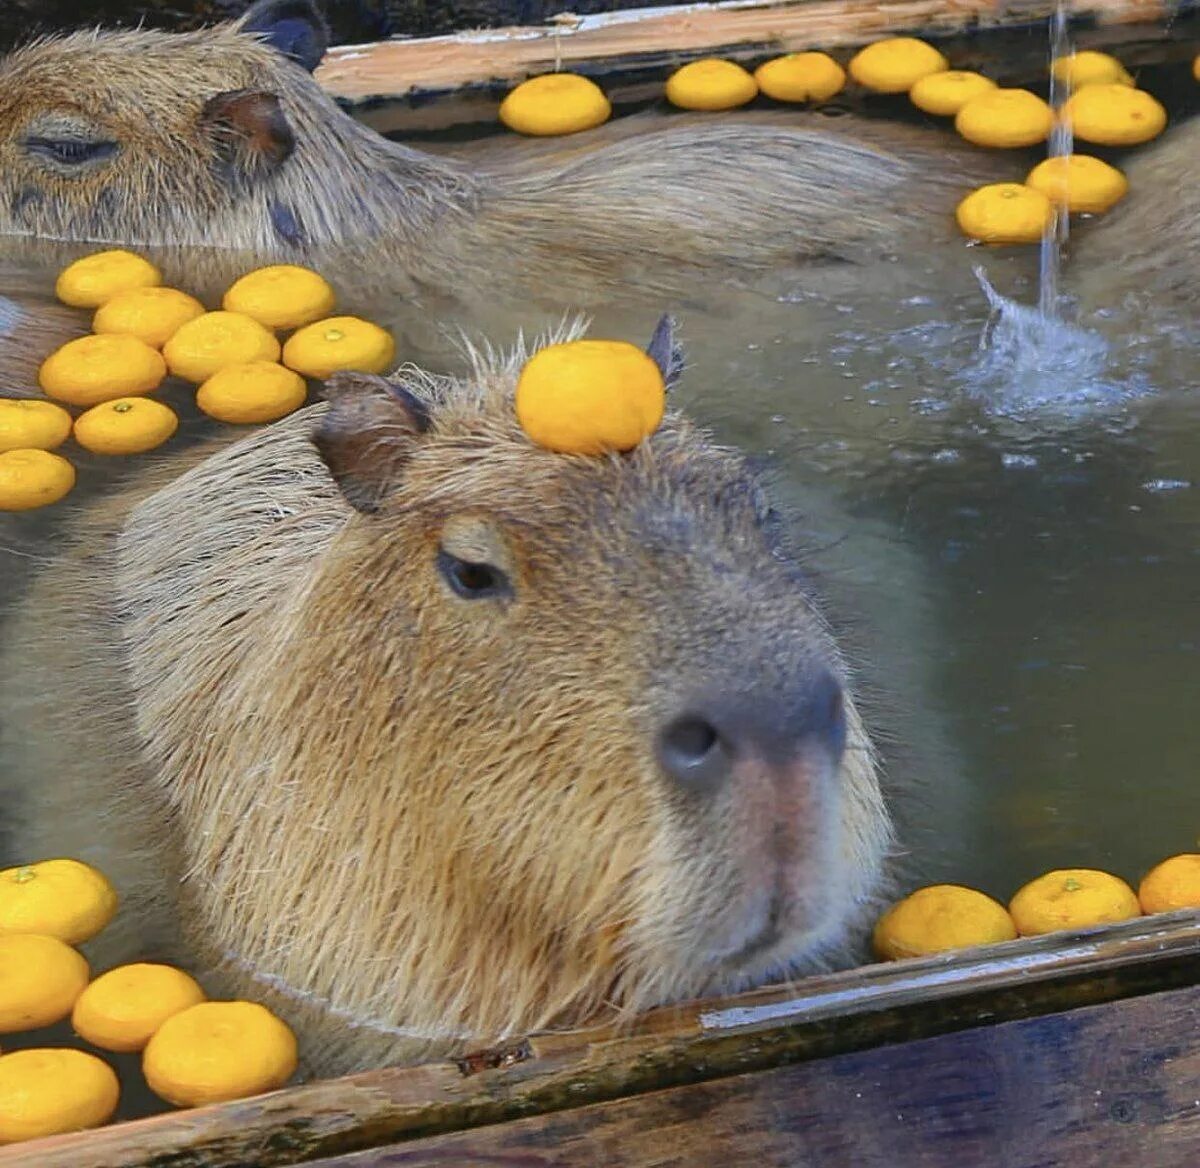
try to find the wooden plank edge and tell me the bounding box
[315,0,1196,104]
[5,910,1197,1168]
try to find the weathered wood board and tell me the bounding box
[4,912,1197,1168]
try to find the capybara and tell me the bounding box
[0,0,1008,312]
[1068,116,1197,315]
[0,316,892,1076]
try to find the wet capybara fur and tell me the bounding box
[0,0,1010,312]
[0,318,891,1076]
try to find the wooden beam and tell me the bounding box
[315,0,1191,104]
[4,911,1197,1168]
[303,980,1200,1167]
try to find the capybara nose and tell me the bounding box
[657,669,846,796]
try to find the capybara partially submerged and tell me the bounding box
[1068,116,1197,314]
[0,0,1006,311]
[0,317,891,1075]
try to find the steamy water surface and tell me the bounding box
[0,78,1198,1112]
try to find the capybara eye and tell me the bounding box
[22,136,119,169]
[436,549,512,601]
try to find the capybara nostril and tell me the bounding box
[659,669,848,795]
[657,715,730,795]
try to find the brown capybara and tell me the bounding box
[1068,116,1197,316]
[0,0,1009,313]
[0,316,891,1076]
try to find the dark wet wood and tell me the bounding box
[303,979,1200,1167]
[4,911,1197,1168]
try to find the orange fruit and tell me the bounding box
[1025,154,1128,214]
[163,311,281,384]
[0,399,72,453]
[55,249,161,309]
[196,362,308,424]
[73,963,207,1053]
[0,933,89,1032]
[223,265,336,331]
[666,58,758,111]
[0,449,76,512]
[1051,50,1133,91]
[0,859,118,945]
[910,70,997,116]
[872,884,1017,960]
[499,73,612,137]
[282,316,395,379]
[73,397,179,456]
[143,1001,298,1107]
[754,53,846,103]
[93,286,205,349]
[1062,84,1167,146]
[1138,854,1200,914]
[0,1048,119,1144]
[956,183,1054,244]
[1009,868,1141,936]
[956,88,1055,147]
[39,333,166,407]
[848,37,948,94]
[516,339,666,455]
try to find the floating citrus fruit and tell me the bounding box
[516,339,666,455]
[1062,83,1167,146]
[282,316,395,379]
[1138,854,1200,914]
[0,399,72,453]
[39,333,167,407]
[223,265,337,331]
[955,88,1054,147]
[0,933,89,1032]
[910,70,997,116]
[1025,154,1128,214]
[0,449,76,512]
[754,52,846,103]
[0,1048,119,1144]
[666,58,758,111]
[848,37,948,94]
[499,73,612,136]
[143,1001,298,1107]
[1009,868,1141,936]
[956,183,1053,244]
[872,884,1017,960]
[196,362,308,424]
[0,859,118,945]
[73,963,207,1054]
[1051,50,1133,91]
[93,286,205,350]
[164,311,281,384]
[55,249,162,309]
[73,397,179,456]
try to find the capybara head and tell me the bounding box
[169,318,890,1050]
[0,0,439,251]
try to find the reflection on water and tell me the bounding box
[0,86,1198,1114]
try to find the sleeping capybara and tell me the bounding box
[0,317,892,1076]
[0,0,1007,311]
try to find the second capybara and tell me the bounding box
[0,0,1009,313]
[0,316,892,1076]
[1068,115,1198,315]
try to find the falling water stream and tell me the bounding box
[1038,1,1075,319]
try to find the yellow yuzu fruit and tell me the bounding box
[0,449,76,511]
[666,58,758,111]
[196,362,308,424]
[92,286,205,349]
[0,399,72,453]
[73,963,207,1053]
[55,250,161,308]
[0,1048,119,1144]
[754,52,846,103]
[499,73,611,136]
[848,37,948,94]
[282,316,395,379]
[0,859,118,945]
[39,334,166,407]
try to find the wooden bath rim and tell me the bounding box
[3,910,1198,1167]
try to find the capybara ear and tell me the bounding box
[200,90,296,186]
[313,371,432,514]
[646,314,685,392]
[237,0,331,73]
